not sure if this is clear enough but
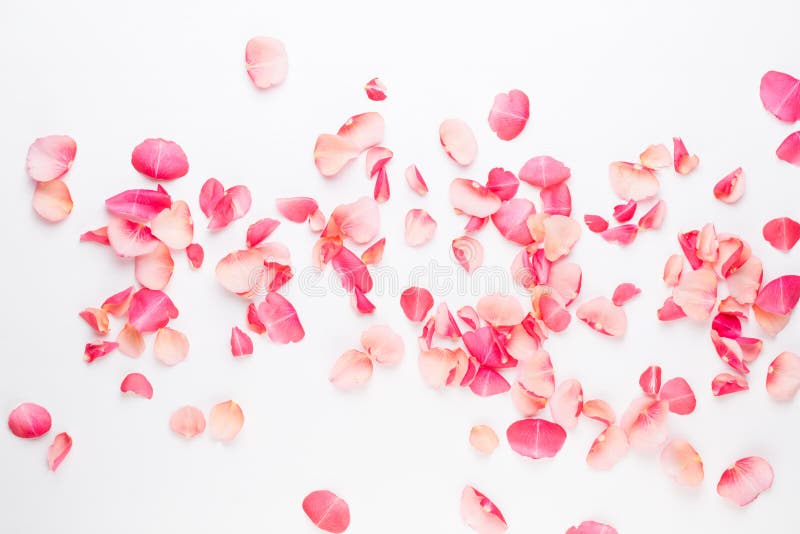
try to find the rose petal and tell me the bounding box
[620,397,668,450]
[450,178,502,218]
[612,200,637,223]
[434,303,462,339]
[727,255,763,305]
[477,295,525,327]
[400,286,433,322]
[639,143,671,169]
[469,425,499,455]
[404,208,436,246]
[131,138,188,181]
[713,167,745,204]
[463,327,515,369]
[486,167,519,201]
[538,295,571,332]
[303,490,350,534]
[105,187,172,222]
[80,227,110,246]
[215,248,265,298]
[84,341,119,363]
[79,307,110,336]
[586,425,629,470]
[657,297,687,321]
[600,224,638,245]
[696,223,719,263]
[440,118,477,166]
[185,243,204,269]
[107,217,159,258]
[327,197,380,245]
[337,112,385,152]
[659,377,696,415]
[543,215,581,261]
[360,238,385,265]
[418,348,459,388]
[754,275,800,315]
[154,327,189,366]
[452,236,484,273]
[491,198,535,245]
[541,183,572,216]
[257,292,304,344]
[506,418,567,459]
[364,77,387,101]
[460,485,508,534]
[767,351,800,400]
[566,521,619,534]
[47,432,72,471]
[663,254,684,286]
[672,267,717,321]
[639,366,662,397]
[753,304,791,336]
[208,185,252,230]
[276,197,318,224]
[612,283,641,306]
[519,156,570,188]
[763,217,800,252]
[32,180,73,222]
[404,164,429,195]
[26,135,76,182]
[776,131,800,165]
[117,323,144,357]
[469,367,511,397]
[313,134,360,177]
[329,349,373,390]
[360,325,404,365]
[331,246,372,294]
[712,372,748,397]
[582,399,616,426]
[760,70,800,122]
[135,242,174,290]
[584,215,609,233]
[209,400,244,442]
[245,36,288,89]
[661,439,704,487]
[488,89,530,141]
[120,372,153,399]
[8,403,51,438]
[230,326,254,357]
[673,137,699,175]
[608,162,659,201]
[576,297,627,337]
[170,406,205,438]
[717,456,774,507]
[550,379,583,430]
[638,199,666,230]
[515,349,554,397]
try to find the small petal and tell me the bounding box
[717,457,774,507]
[364,77,387,100]
[230,327,254,357]
[84,341,118,363]
[360,237,385,265]
[440,118,477,166]
[117,323,144,357]
[199,178,225,217]
[638,199,666,230]
[32,180,73,222]
[582,399,616,426]
[79,307,110,336]
[26,135,76,182]
[330,349,373,390]
[760,70,800,122]
[154,327,189,366]
[469,367,511,397]
[673,137,699,175]
[663,254,683,286]
[566,521,619,534]
[404,164,428,195]
[80,227,110,246]
[245,36,288,89]
[208,185,252,230]
[404,208,436,246]
[120,373,153,399]
[576,297,627,337]
[713,167,745,204]
[584,214,609,233]
[639,143,671,168]
[400,286,433,322]
[639,366,662,397]
[186,243,204,269]
[519,156,570,188]
[543,215,581,261]
[169,406,205,438]
[131,138,189,181]
[540,183,572,216]
[488,89,530,141]
[659,377,696,415]
[302,490,350,533]
[469,425,499,455]
[767,351,800,400]
[506,418,567,459]
[612,283,640,306]
[337,112,384,152]
[776,130,800,165]
[661,439,704,487]
[612,200,637,222]
[209,400,244,442]
[8,403,51,438]
[47,432,72,471]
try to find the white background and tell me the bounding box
[0,1,798,532]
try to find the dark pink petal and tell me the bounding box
[131,138,188,181]
[586,425,629,470]
[673,137,699,175]
[717,457,774,507]
[538,295,571,332]
[327,197,380,244]
[257,292,304,344]
[80,227,110,246]
[712,312,742,338]
[26,135,76,182]
[754,275,800,315]
[760,70,800,122]
[737,337,763,363]
[550,379,583,430]
[170,406,205,438]
[120,372,153,399]
[452,236,484,273]
[351,287,375,314]
[711,330,750,375]
[584,215,609,233]
[450,178,502,218]
[360,237,385,265]
[276,197,318,224]
[608,162,659,201]
[491,198,535,245]
[612,283,641,306]
[365,146,393,178]
[364,77,387,101]
[519,156,570,188]
[600,224,638,245]
[230,327,254,357]
[105,188,171,222]
[541,183,572,216]
[84,341,119,363]
[246,218,280,248]
[639,143,671,169]
[763,217,800,252]
[638,199,666,230]
[404,208,436,246]
[463,327,515,369]
[660,439,704,487]
[712,372,748,397]
[303,490,350,533]
[47,432,72,471]
[208,185,251,230]
[199,178,225,217]
[612,200,637,222]
[460,486,508,534]
[465,215,489,233]
[32,180,73,222]
[400,287,434,323]
[209,400,244,442]
[767,351,800,400]
[337,112,384,152]
[246,303,266,334]
[469,367,511,397]
[332,246,373,293]
[404,164,428,195]
[128,288,178,333]
[440,118,477,166]
[713,167,745,204]
[659,377,696,415]
[620,397,669,450]
[186,243,204,269]
[107,217,159,257]
[576,297,626,337]
[776,131,800,165]
[677,230,702,269]
[245,36,288,89]
[657,297,687,321]
[639,366,662,397]
[566,521,619,534]
[506,418,567,459]
[8,403,51,438]
[488,89,530,141]
[672,267,717,321]
[486,167,519,200]
[372,169,390,203]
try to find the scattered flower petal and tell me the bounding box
[245,36,288,89]
[712,372,748,397]
[586,425,629,470]
[717,456,774,507]
[154,327,189,366]
[47,432,72,471]
[767,351,800,400]
[230,326,254,357]
[404,164,428,195]
[673,137,699,175]
[576,297,627,337]
[612,283,640,306]
[84,340,118,363]
[26,135,76,182]
[713,167,745,204]
[257,292,305,344]
[364,77,387,101]
[169,406,205,438]
[550,379,583,430]
[661,439,704,487]
[32,180,73,222]
[519,156,570,188]
[608,162,659,201]
[120,372,153,399]
[506,418,567,459]
[639,143,671,169]
[460,485,508,534]
[763,217,800,252]
[8,403,51,438]
[760,70,800,122]
[209,400,244,442]
[131,138,189,181]
[404,208,437,246]
[440,118,477,166]
[488,89,530,141]
[303,490,350,534]
[620,397,668,450]
[469,425,499,455]
[776,131,800,165]
[361,325,404,364]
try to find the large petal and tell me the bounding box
[488,89,530,141]
[576,297,626,337]
[131,138,189,180]
[440,118,477,166]
[506,418,567,459]
[257,292,304,344]
[26,135,76,182]
[244,36,288,89]
[400,287,433,322]
[672,267,717,321]
[491,198,535,245]
[328,197,380,244]
[107,217,159,257]
[215,248,265,297]
[754,275,800,315]
[128,289,178,333]
[659,377,696,415]
[302,490,350,534]
[105,188,171,222]
[519,156,570,188]
[763,217,800,252]
[717,457,774,507]
[134,242,174,290]
[469,425,500,455]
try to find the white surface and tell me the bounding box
[0,1,798,532]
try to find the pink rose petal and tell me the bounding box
[661,439,704,487]
[620,397,668,450]
[452,236,484,273]
[659,377,696,415]
[639,143,671,169]
[600,224,638,245]
[120,372,153,399]
[576,297,627,337]
[763,217,800,252]
[404,164,428,195]
[550,379,583,430]
[327,197,380,245]
[215,249,264,298]
[209,400,244,442]
[673,137,699,175]
[26,135,76,182]
[638,199,666,230]
[582,399,616,426]
[586,425,629,470]
[486,167,519,201]
[469,367,511,397]
[543,215,581,261]
[767,351,800,401]
[712,372,748,397]
[717,456,773,507]
[208,185,252,230]
[566,521,618,534]
[337,112,385,152]
[776,131,800,165]
[364,77,387,101]
[47,432,72,471]
[245,36,288,89]
[754,274,800,315]
[506,418,567,459]
[608,161,659,201]
[713,167,745,204]
[230,327,254,357]
[440,118,477,166]
[612,200,637,223]
[519,156,570,189]
[117,323,145,357]
[199,178,224,218]
[135,242,174,290]
[639,365,662,397]
[491,198,535,245]
[330,349,373,390]
[154,327,189,366]
[450,178,502,218]
[105,187,171,222]
[84,341,119,363]
[256,292,304,344]
[79,307,110,336]
[541,183,572,216]
[313,134,360,177]
[131,138,189,181]
[107,217,159,258]
[80,226,110,246]
[611,283,640,306]
[170,406,205,438]
[404,208,436,246]
[760,70,800,122]
[400,286,433,322]
[360,325,404,365]
[32,180,73,222]
[584,214,609,233]
[477,295,526,327]
[303,490,350,533]
[8,403,51,438]
[672,267,717,321]
[469,425,499,455]
[460,485,508,534]
[488,89,530,141]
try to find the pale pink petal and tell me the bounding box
[515,350,554,397]
[120,372,153,399]
[486,167,519,201]
[673,137,699,175]
[639,143,671,169]
[452,236,484,273]
[738,337,763,363]
[434,303,462,339]
[404,208,436,246]
[256,292,304,344]
[760,70,800,122]
[639,366,662,397]
[763,217,800,252]
[208,185,252,230]
[491,198,535,245]
[208,400,244,442]
[541,183,572,216]
[169,406,205,438]
[659,377,696,415]
[488,89,529,141]
[672,267,717,321]
[754,275,800,315]
[199,178,224,217]
[80,226,110,246]
[458,305,482,330]
[245,36,288,89]
[230,327,254,357]
[469,425,499,455]
[469,367,511,397]
[695,223,719,263]
[543,215,581,261]
[364,77,387,101]
[566,521,619,534]
[538,294,571,332]
[150,200,193,249]
[584,215,609,233]
[361,325,404,364]
[506,418,567,459]
[313,134,360,177]
[47,432,72,471]
[418,348,459,388]
[400,286,433,322]
[600,224,638,245]
[620,397,669,450]
[547,260,583,305]
[107,217,159,257]
[309,209,326,232]
[337,112,385,152]
[8,403,51,438]
[440,118,477,166]
[404,164,428,195]
[727,255,763,305]
[505,323,542,362]
[328,197,380,244]
[719,296,751,316]
[32,180,73,222]
[373,169,390,202]
[79,307,110,336]
[550,379,583,430]
[460,486,508,534]
[713,167,745,204]
[612,283,640,306]
[135,242,174,290]
[519,156,570,188]
[154,327,189,366]
[131,138,188,180]
[661,439,704,487]
[329,349,374,390]
[663,254,684,286]
[215,248,265,297]
[586,425,629,470]
[767,351,800,400]
[360,238,385,265]
[612,200,637,223]
[776,131,800,165]
[465,215,489,233]
[84,340,119,363]
[717,456,774,507]
[450,178,502,218]
[365,146,393,178]
[576,297,627,337]
[582,399,616,426]
[608,161,659,200]
[638,199,666,230]
[105,187,171,222]
[26,135,76,182]
[712,372,748,396]
[117,323,144,357]
[303,490,350,534]
[477,295,525,327]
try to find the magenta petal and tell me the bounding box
[131,138,189,180]
[506,418,567,459]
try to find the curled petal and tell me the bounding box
[488,89,530,141]
[659,377,696,415]
[361,324,404,364]
[767,351,800,400]
[215,248,265,297]
[612,283,640,306]
[404,208,437,246]
[364,77,387,101]
[711,330,749,375]
[469,425,500,455]
[620,397,669,450]
[586,425,629,470]
[754,275,800,315]
[400,286,433,322]
[418,348,459,388]
[365,146,393,178]
[135,243,174,290]
[717,457,774,507]
[673,137,699,175]
[303,490,350,534]
[696,223,719,263]
[107,217,159,258]
[582,399,615,426]
[477,295,525,327]
[32,180,73,222]
[463,327,515,369]
[131,138,189,181]
[760,70,800,122]
[440,118,477,166]
[47,432,72,471]
[435,302,462,339]
[639,143,671,169]
[519,156,570,188]
[154,327,189,366]
[663,254,683,286]
[661,439,704,487]
[763,217,800,252]
[506,418,567,459]
[576,297,627,337]
[245,36,288,89]
[328,196,380,244]
[257,292,304,344]
[351,288,375,314]
[26,135,76,182]
[460,486,508,534]
[657,297,687,321]
[209,400,244,442]
[612,200,636,223]
[230,327,254,357]
[550,379,583,430]
[714,167,745,204]
[450,178,502,218]
[8,403,51,438]
[330,349,373,390]
[102,286,134,318]
[543,215,581,261]
[712,372,748,397]
[337,112,384,152]
[313,134,360,177]
[639,366,662,397]
[105,188,171,222]
[79,307,110,336]
[541,183,572,216]
[486,167,519,200]
[331,246,372,293]
[120,372,153,399]
[404,164,428,195]
[84,341,118,363]
[208,185,251,230]
[492,198,535,245]
[186,243,204,269]
[199,178,224,217]
[452,236,484,273]
[584,214,609,233]
[600,224,638,245]
[169,406,205,438]
[638,199,666,230]
[776,131,800,165]
[80,227,109,246]
[672,268,717,321]
[608,162,659,201]
[247,303,266,334]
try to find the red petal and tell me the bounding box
[401,287,434,322]
[460,486,508,534]
[209,400,244,442]
[673,137,699,175]
[586,425,629,470]
[576,297,627,337]
[84,341,119,363]
[659,377,696,415]
[776,131,800,165]
[660,439,704,487]
[169,406,205,438]
[611,283,641,306]
[638,199,666,230]
[639,366,662,397]
[763,217,800,251]
[584,215,609,233]
[450,178,502,218]
[491,198,535,245]
[469,367,511,397]
[440,118,477,166]
[541,183,572,216]
[131,138,188,180]
[257,292,304,344]
[26,135,76,182]
[105,187,171,222]
[488,89,530,141]
[713,167,745,204]
[600,224,638,245]
[612,200,637,222]
[107,217,159,257]
[712,372,748,397]
[608,162,659,201]
[519,156,570,188]
[230,327,254,357]
[245,36,288,89]
[364,77,387,101]
[128,288,178,333]
[120,372,153,399]
[404,208,437,246]
[620,397,668,450]
[639,143,671,169]
[8,403,51,438]
[302,490,350,533]
[717,456,773,506]
[469,425,500,455]
[47,432,72,471]
[486,167,519,200]
[506,418,567,459]
[550,379,583,430]
[767,351,800,400]
[404,164,429,195]
[760,70,800,122]
[672,267,717,321]
[32,180,73,222]
[754,274,800,315]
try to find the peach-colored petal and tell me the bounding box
[638,199,666,230]
[404,208,436,246]
[659,377,696,415]
[361,324,404,364]
[726,255,762,305]
[620,397,669,450]
[337,112,385,152]
[26,135,76,182]
[209,400,244,442]
[365,146,393,178]
[107,217,159,257]
[586,425,629,470]
[150,200,193,249]
[608,161,659,200]
[663,254,683,286]
[600,224,638,245]
[404,164,428,195]
[543,215,581,261]
[460,486,508,534]
[450,178,502,218]
[717,456,774,507]
[169,406,205,438]
[105,187,171,222]
[328,196,380,245]
[491,198,536,245]
[131,138,189,180]
[753,304,791,336]
[469,425,500,455]
[102,286,133,318]
[713,167,745,204]
[47,432,72,471]
[763,217,800,252]
[776,130,800,165]
[511,382,548,416]
[576,297,626,337]
[8,402,51,438]
[447,236,482,274]
[32,179,73,222]
[672,267,717,321]
[696,223,719,263]
[661,439,704,487]
[154,327,189,366]
[612,283,640,306]
[120,372,153,399]
[477,295,525,327]
[418,348,459,388]
[639,365,662,397]
[135,242,174,290]
[639,143,671,168]
[754,274,800,315]
[488,89,530,141]
[364,77,387,101]
[359,237,385,265]
[673,137,699,175]
[329,349,373,390]
[582,399,616,426]
[541,183,572,216]
[506,418,567,459]
[79,307,110,336]
[245,36,288,89]
[313,134,360,177]
[712,372,748,397]
[519,156,570,188]
[215,248,265,298]
[230,327,254,357]
[303,490,351,534]
[767,351,800,400]
[128,288,178,333]
[84,340,119,363]
[257,292,304,344]
[440,118,477,166]
[760,70,800,122]
[550,379,583,430]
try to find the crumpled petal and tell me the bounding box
[120,372,153,399]
[245,36,288,89]
[612,200,637,222]
[460,485,508,534]
[767,351,800,400]
[118,323,145,357]
[26,135,76,182]
[84,340,119,363]
[257,292,304,343]
[47,432,72,471]
[169,406,205,438]
[332,246,373,293]
[506,418,567,459]
[760,70,800,122]
[404,208,437,246]
[440,118,477,166]
[302,490,350,534]
[361,325,404,364]
[32,180,73,222]
[209,400,244,442]
[673,137,699,175]
[8,402,52,438]
[608,162,659,201]
[576,297,626,337]
[717,456,774,507]
[638,199,666,230]
[131,138,189,180]
[488,89,530,141]
[661,439,704,487]
[712,372,748,397]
